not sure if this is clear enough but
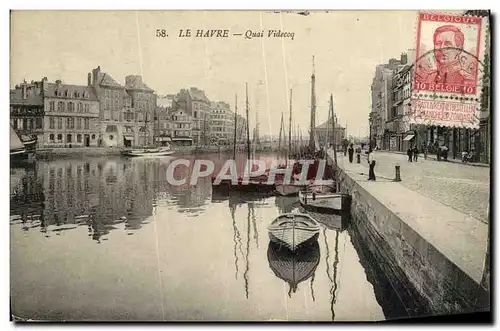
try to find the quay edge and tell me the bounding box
[330,154,490,317]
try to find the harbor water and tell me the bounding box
[10,153,411,321]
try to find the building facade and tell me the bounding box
[89,66,156,148]
[210,101,235,145]
[42,78,100,148]
[386,59,413,152]
[170,109,193,145]
[315,117,346,150]
[10,80,45,147]
[173,87,211,145]
[370,58,401,150]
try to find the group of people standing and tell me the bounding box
[345,142,376,181]
[407,146,420,162]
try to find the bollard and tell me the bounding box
[394,165,401,182]
[356,154,361,163]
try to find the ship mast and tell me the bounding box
[245,83,251,170]
[330,94,337,165]
[278,112,284,156]
[233,94,238,160]
[309,55,316,151]
[288,88,292,166]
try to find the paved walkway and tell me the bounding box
[384,150,489,168]
[337,151,490,224]
[330,150,488,285]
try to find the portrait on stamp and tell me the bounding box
[414,13,482,95]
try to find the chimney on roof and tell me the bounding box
[22,83,27,100]
[88,73,92,86]
[41,77,48,94]
[92,66,101,86]
[401,52,408,65]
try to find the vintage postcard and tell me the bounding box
[9,10,491,322]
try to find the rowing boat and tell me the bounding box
[267,213,320,251]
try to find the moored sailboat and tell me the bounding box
[299,94,351,214]
[10,126,31,165]
[212,84,275,193]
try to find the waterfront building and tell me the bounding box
[89,66,156,148]
[386,53,414,152]
[315,117,346,150]
[209,101,234,145]
[10,80,45,147]
[370,58,401,149]
[173,87,211,146]
[42,78,100,148]
[170,108,193,146]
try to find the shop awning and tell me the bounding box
[403,134,415,141]
[172,137,193,142]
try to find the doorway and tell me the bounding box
[124,137,132,148]
[84,134,90,147]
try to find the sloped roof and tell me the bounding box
[10,89,44,106]
[46,83,99,101]
[187,87,210,103]
[98,72,123,88]
[125,75,153,91]
[316,117,344,130]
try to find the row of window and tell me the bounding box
[49,101,92,113]
[176,123,190,129]
[49,117,91,130]
[392,86,412,103]
[103,111,151,122]
[173,130,191,137]
[48,133,96,142]
[211,114,232,120]
[193,102,210,111]
[11,118,43,130]
[54,89,90,99]
[173,115,190,121]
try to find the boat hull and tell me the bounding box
[121,149,175,157]
[267,213,320,251]
[269,230,319,251]
[211,177,276,194]
[299,190,351,214]
[10,150,36,168]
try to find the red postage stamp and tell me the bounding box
[413,13,482,95]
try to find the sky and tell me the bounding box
[10,10,445,138]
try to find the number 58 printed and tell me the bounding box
[156,29,167,37]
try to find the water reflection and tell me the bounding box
[10,156,214,242]
[11,154,411,321]
[267,240,320,298]
[323,228,340,321]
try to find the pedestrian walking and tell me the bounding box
[424,143,429,160]
[348,143,354,163]
[413,146,419,162]
[407,147,413,162]
[368,148,376,181]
